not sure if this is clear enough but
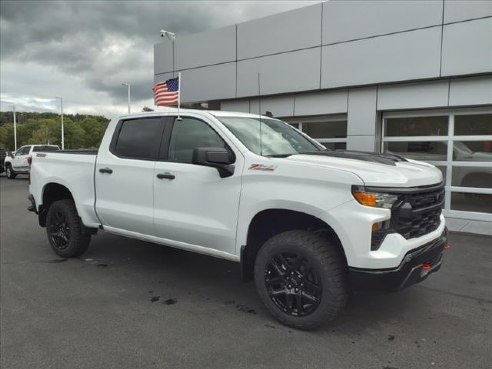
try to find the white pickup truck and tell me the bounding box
[28,109,448,329]
[5,144,59,179]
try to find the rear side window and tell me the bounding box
[113,118,165,160]
[33,146,59,152]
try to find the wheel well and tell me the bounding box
[39,183,74,227]
[241,209,346,282]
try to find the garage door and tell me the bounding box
[382,108,492,220]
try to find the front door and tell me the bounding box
[153,116,243,255]
[12,146,31,171]
[95,117,167,235]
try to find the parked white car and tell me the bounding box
[28,109,448,329]
[5,145,59,179]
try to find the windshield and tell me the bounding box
[218,116,322,156]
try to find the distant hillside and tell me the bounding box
[0,111,110,151]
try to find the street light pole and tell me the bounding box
[55,96,64,150]
[122,83,131,113]
[160,29,176,77]
[12,105,17,151]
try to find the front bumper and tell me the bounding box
[348,229,447,291]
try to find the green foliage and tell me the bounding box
[0,111,109,150]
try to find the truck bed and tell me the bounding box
[30,151,101,228]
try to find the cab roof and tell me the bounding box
[116,107,270,120]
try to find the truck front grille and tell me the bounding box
[392,184,445,240]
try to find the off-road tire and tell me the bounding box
[6,164,16,179]
[254,230,348,330]
[46,199,91,258]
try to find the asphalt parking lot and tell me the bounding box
[1,175,491,369]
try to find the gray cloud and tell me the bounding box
[0,1,321,115]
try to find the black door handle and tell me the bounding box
[99,167,113,174]
[156,172,175,180]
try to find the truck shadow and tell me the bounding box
[78,231,436,333]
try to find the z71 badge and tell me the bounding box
[248,164,277,172]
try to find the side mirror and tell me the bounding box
[192,147,235,178]
[11,151,15,158]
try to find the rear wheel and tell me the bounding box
[6,165,16,179]
[254,230,348,330]
[46,199,91,258]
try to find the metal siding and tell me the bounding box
[347,87,377,136]
[176,25,236,70]
[322,0,443,44]
[237,48,321,97]
[220,100,250,113]
[294,90,348,116]
[441,18,492,76]
[154,72,173,84]
[321,27,442,88]
[346,135,377,152]
[236,3,322,60]
[179,63,236,102]
[378,80,449,110]
[449,76,492,106]
[249,96,295,118]
[154,42,174,75]
[444,0,492,23]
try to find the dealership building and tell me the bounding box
[154,0,492,233]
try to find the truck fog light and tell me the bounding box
[371,220,392,251]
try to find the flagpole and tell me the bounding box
[177,72,181,120]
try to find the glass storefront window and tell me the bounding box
[452,166,492,188]
[454,114,492,136]
[384,141,448,161]
[451,192,492,214]
[452,141,492,161]
[321,142,346,150]
[385,116,448,137]
[301,121,347,139]
[283,116,348,151]
[383,111,492,218]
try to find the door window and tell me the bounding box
[168,118,226,163]
[112,118,165,160]
[17,146,30,156]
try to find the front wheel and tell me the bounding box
[6,165,16,179]
[254,230,348,330]
[46,199,91,258]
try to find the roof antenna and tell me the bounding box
[258,72,263,156]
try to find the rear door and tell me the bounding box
[95,117,168,235]
[12,146,31,171]
[152,116,243,255]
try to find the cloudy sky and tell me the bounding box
[0,1,321,118]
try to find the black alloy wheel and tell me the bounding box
[254,230,348,330]
[265,252,322,316]
[48,209,71,250]
[45,199,91,258]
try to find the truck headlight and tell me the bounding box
[351,186,398,209]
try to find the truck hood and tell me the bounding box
[285,151,443,187]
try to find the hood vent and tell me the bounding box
[299,150,407,166]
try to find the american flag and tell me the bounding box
[153,77,179,106]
